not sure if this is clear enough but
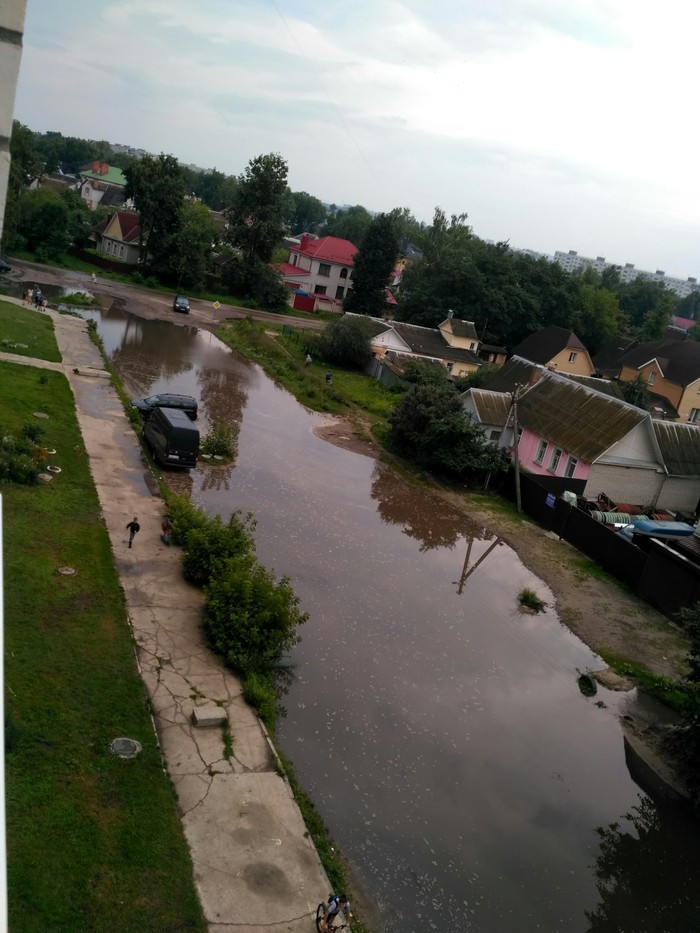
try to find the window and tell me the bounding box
[549,447,563,472]
[292,253,298,266]
[489,430,501,442]
[339,267,348,279]
[534,439,548,464]
[568,352,577,363]
[565,456,578,478]
[318,262,331,277]
[314,285,327,295]
[647,371,656,385]
[689,409,700,424]
[335,285,345,299]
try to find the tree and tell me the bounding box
[615,278,677,337]
[570,283,624,355]
[124,153,186,272]
[677,290,700,321]
[314,314,373,370]
[227,153,290,265]
[324,204,373,246]
[619,373,650,409]
[160,199,217,289]
[344,213,399,315]
[14,187,89,261]
[2,121,42,250]
[288,191,326,233]
[388,382,507,481]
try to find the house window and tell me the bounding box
[689,409,700,424]
[292,253,298,266]
[534,439,548,464]
[647,371,656,385]
[568,352,577,363]
[549,447,563,472]
[564,456,578,478]
[119,245,124,257]
[489,430,501,442]
[335,285,345,300]
[339,267,348,279]
[318,263,331,277]
[315,285,327,295]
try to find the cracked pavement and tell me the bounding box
[3,299,330,932]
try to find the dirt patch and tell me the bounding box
[313,415,381,460]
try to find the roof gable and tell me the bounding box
[100,210,142,243]
[653,421,700,475]
[466,389,512,426]
[619,336,700,387]
[513,326,588,365]
[291,236,357,266]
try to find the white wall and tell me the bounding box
[0,0,28,244]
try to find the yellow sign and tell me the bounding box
[213,301,221,310]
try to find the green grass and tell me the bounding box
[2,362,205,932]
[598,652,692,711]
[518,586,547,612]
[0,299,61,362]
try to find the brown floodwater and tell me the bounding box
[84,306,700,933]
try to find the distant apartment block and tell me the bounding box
[551,250,699,298]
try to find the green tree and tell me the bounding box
[570,283,624,355]
[677,290,700,321]
[619,373,650,409]
[314,314,374,370]
[324,204,373,246]
[15,187,89,261]
[161,199,217,289]
[124,153,186,272]
[2,121,41,251]
[288,190,326,233]
[227,153,290,265]
[615,278,677,337]
[344,212,399,315]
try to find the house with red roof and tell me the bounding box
[92,210,144,264]
[276,234,357,310]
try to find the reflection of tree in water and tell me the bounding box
[370,462,490,552]
[199,463,234,494]
[196,363,247,433]
[111,320,201,395]
[586,795,700,932]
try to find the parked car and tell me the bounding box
[172,295,190,314]
[0,259,12,273]
[130,393,198,420]
[143,406,199,470]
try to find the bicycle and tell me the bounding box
[316,900,350,931]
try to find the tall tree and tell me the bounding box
[324,204,373,246]
[288,191,326,233]
[344,212,399,315]
[2,121,41,250]
[124,153,186,272]
[226,153,289,265]
[570,283,624,355]
[160,200,217,289]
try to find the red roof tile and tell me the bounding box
[290,236,358,266]
[274,262,309,277]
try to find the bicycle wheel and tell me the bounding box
[316,902,326,932]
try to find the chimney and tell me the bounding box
[300,233,309,251]
[528,367,544,386]
[92,161,99,172]
[447,309,454,319]
[100,163,109,175]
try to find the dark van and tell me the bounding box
[143,407,199,469]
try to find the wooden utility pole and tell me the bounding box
[512,385,522,514]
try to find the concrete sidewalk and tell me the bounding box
[2,299,330,932]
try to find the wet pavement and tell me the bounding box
[60,302,700,932]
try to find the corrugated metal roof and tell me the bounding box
[441,319,478,340]
[518,372,646,462]
[653,421,700,476]
[469,389,512,426]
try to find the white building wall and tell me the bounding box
[585,464,664,508]
[600,422,660,468]
[656,477,700,513]
[0,0,28,244]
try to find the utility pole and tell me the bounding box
[512,385,522,514]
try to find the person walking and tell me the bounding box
[160,516,173,545]
[325,370,333,385]
[126,516,141,548]
[305,353,312,367]
[322,894,351,931]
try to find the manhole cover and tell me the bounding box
[109,737,142,758]
[38,473,53,482]
[57,566,77,576]
[33,412,49,419]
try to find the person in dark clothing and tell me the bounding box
[126,517,140,548]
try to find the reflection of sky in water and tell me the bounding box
[84,308,700,933]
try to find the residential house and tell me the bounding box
[615,335,700,424]
[438,314,507,366]
[512,325,595,376]
[473,365,700,511]
[92,210,143,264]
[276,234,357,308]
[461,389,514,446]
[78,162,127,210]
[351,313,483,377]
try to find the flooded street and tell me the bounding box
[84,304,700,932]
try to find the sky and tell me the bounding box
[12,0,700,278]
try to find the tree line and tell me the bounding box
[1,123,695,347]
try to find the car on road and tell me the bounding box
[172,295,190,314]
[130,393,198,420]
[0,259,12,274]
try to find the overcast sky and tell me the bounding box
[13,0,700,278]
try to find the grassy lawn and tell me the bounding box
[0,299,62,362]
[3,362,205,931]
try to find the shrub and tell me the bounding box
[201,421,237,459]
[242,672,278,730]
[179,512,255,587]
[203,556,307,674]
[518,587,546,612]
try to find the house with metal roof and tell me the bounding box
[92,210,143,264]
[461,389,514,446]
[78,162,127,211]
[512,325,595,376]
[276,234,357,310]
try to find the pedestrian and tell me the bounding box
[25,287,32,306]
[305,353,312,367]
[325,370,333,385]
[31,286,38,307]
[91,272,97,284]
[35,289,43,309]
[126,516,140,548]
[161,516,173,545]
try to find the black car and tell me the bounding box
[0,259,11,274]
[172,295,190,314]
[130,393,198,420]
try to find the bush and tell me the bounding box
[316,315,373,370]
[203,556,307,674]
[201,421,237,459]
[179,511,255,587]
[242,672,278,730]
